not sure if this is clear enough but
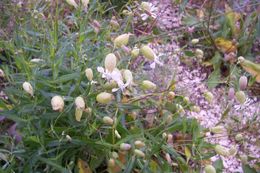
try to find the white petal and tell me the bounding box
[150,62,156,69]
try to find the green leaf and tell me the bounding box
[213,158,224,173]
[242,164,257,173]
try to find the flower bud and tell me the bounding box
[141,80,156,90]
[0,69,5,77]
[239,76,247,90]
[195,49,204,58]
[191,106,200,113]
[123,69,133,82]
[114,33,131,48]
[204,165,216,173]
[66,0,78,8]
[75,96,85,109]
[108,158,115,168]
[183,96,190,103]
[162,132,167,139]
[134,149,145,157]
[51,96,64,112]
[85,68,93,81]
[140,45,155,60]
[120,143,131,151]
[167,91,175,100]
[103,116,114,125]
[115,130,121,139]
[191,39,199,44]
[110,16,120,30]
[141,2,151,11]
[165,153,172,164]
[210,126,225,134]
[96,92,113,104]
[105,53,117,72]
[215,145,230,157]
[75,108,83,122]
[111,152,119,159]
[81,0,89,8]
[235,91,246,104]
[22,82,34,96]
[204,91,213,103]
[131,48,140,58]
[228,87,235,100]
[229,146,237,156]
[66,135,72,142]
[134,140,145,148]
[235,133,243,141]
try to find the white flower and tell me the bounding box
[140,2,158,21]
[97,67,131,92]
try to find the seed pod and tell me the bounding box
[215,145,230,157]
[235,91,246,104]
[142,80,156,90]
[191,39,199,44]
[204,165,216,173]
[85,68,93,81]
[239,76,248,90]
[131,48,140,58]
[22,82,34,96]
[123,69,133,82]
[210,126,225,134]
[114,33,131,48]
[0,69,5,77]
[81,0,89,8]
[134,140,145,148]
[105,53,117,72]
[140,45,155,60]
[204,91,214,103]
[66,0,78,8]
[120,143,131,151]
[75,96,85,109]
[235,133,243,141]
[96,92,113,104]
[51,96,64,112]
[228,87,235,100]
[75,108,83,122]
[134,149,145,157]
[195,49,204,58]
[108,158,115,168]
[103,116,114,125]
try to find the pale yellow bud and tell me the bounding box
[142,80,157,90]
[66,0,78,8]
[120,143,131,151]
[134,140,145,148]
[195,49,204,58]
[215,145,230,157]
[140,45,155,60]
[0,69,5,77]
[123,69,133,82]
[81,0,89,8]
[105,53,117,72]
[96,92,113,104]
[85,68,93,81]
[210,126,226,134]
[191,39,199,44]
[103,116,114,125]
[108,158,115,168]
[134,149,145,157]
[235,133,243,141]
[162,132,167,139]
[131,48,140,58]
[110,16,120,30]
[167,91,175,100]
[75,96,85,109]
[141,2,151,11]
[75,108,83,122]
[115,130,121,139]
[204,91,214,103]
[114,33,131,48]
[66,135,72,142]
[191,106,200,113]
[22,82,34,96]
[235,91,246,104]
[51,96,64,112]
[229,146,237,156]
[111,152,119,159]
[204,165,216,173]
